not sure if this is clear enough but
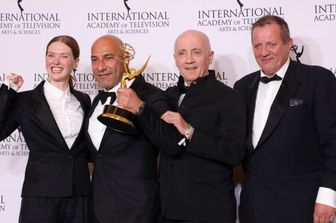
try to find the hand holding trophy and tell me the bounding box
[98,43,150,134]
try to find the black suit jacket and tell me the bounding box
[0,81,92,197]
[138,71,246,221]
[86,75,168,223]
[234,60,336,223]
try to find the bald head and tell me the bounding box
[174,29,212,54]
[173,29,214,84]
[91,35,124,58]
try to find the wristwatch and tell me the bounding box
[136,102,145,115]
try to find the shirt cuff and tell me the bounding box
[5,79,19,92]
[315,187,336,208]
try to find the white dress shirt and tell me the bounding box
[252,58,288,148]
[252,58,336,208]
[88,79,134,150]
[177,81,190,107]
[43,81,83,149]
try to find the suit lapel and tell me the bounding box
[257,61,301,147]
[71,88,90,116]
[246,75,260,151]
[87,94,100,120]
[32,81,67,148]
[93,89,120,151]
[86,93,105,152]
[69,88,89,151]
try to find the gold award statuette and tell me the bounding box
[98,43,150,134]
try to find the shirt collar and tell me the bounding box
[181,70,213,87]
[260,57,290,79]
[44,80,71,100]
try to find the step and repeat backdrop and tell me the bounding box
[1,0,335,222]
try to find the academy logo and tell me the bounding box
[142,72,179,90]
[17,0,24,13]
[73,72,101,96]
[291,45,304,63]
[0,129,28,157]
[1,1,62,35]
[314,3,336,22]
[237,0,244,9]
[124,0,131,13]
[87,1,170,35]
[0,73,5,83]
[0,195,5,212]
[197,2,285,32]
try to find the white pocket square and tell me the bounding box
[289,99,303,106]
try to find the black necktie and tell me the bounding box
[260,74,282,84]
[97,90,116,104]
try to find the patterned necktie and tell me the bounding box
[260,74,282,84]
[96,90,116,104]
